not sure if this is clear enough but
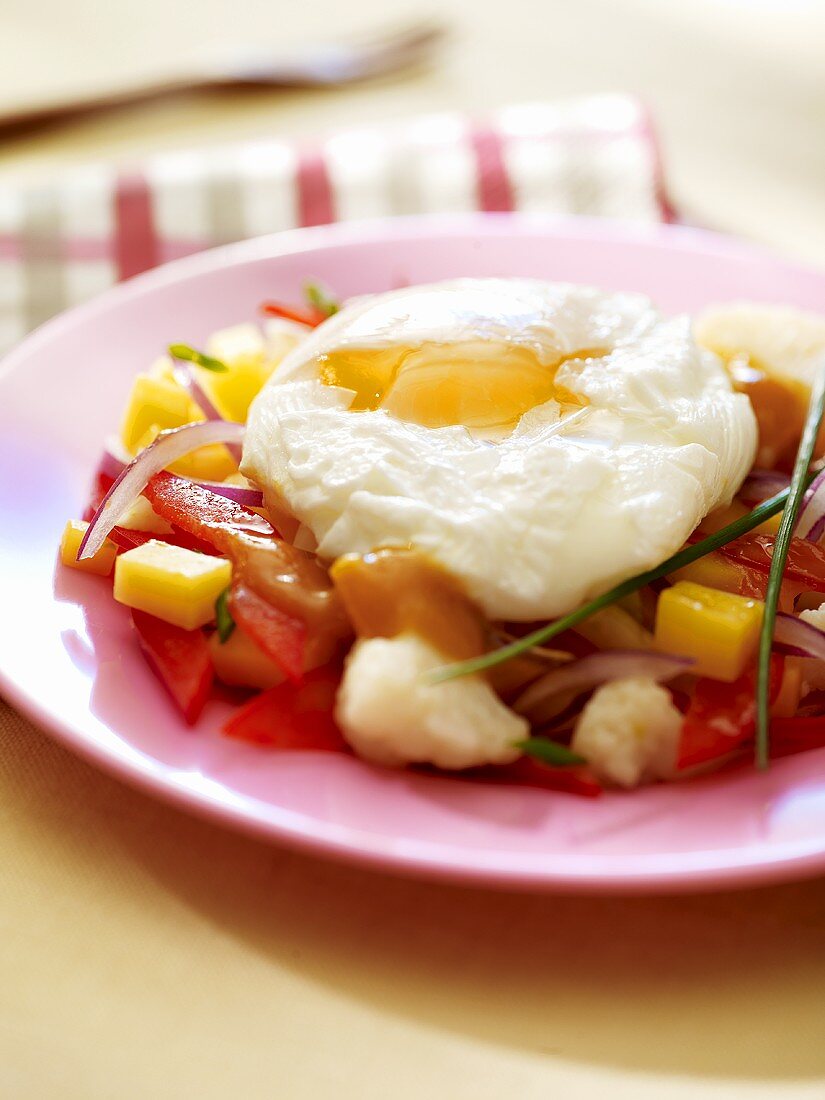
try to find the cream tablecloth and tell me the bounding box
[3,1,825,1096]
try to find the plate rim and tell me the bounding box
[4,210,825,894]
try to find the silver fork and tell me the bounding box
[0,22,446,135]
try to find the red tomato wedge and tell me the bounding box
[108,525,220,556]
[132,611,213,725]
[770,716,825,759]
[228,581,307,683]
[143,471,275,552]
[678,657,784,770]
[717,533,825,593]
[260,300,326,327]
[223,664,348,751]
[83,471,115,522]
[496,757,603,798]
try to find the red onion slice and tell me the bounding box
[514,649,693,718]
[191,481,264,509]
[78,421,245,561]
[171,361,242,463]
[794,467,825,543]
[740,469,791,503]
[773,612,825,660]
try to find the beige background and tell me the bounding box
[3,0,825,1096]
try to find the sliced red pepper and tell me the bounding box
[132,610,213,725]
[769,716,825,759]
[260,300,326,327]
[228,581,307,683]
[496,756,603,798]
[223,663,347,751]
[678,656,784,770]
[716,533,825,594]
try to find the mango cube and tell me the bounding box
[654,580,763,682]
[133,425,237,482]
[120,372,201,454]
[668,552,750,596]
[114,540,232,630]
[60,520,117,577]
[209,628,285,690]
[199,324,275,423]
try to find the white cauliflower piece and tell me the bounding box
[335,633,527,769]
[571,677,682,788]
[798,604,825,692]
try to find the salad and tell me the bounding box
[60,279,825,797]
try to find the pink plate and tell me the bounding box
[3,213,825,894]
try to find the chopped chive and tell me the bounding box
[304,282,339,317]
[515,737,586,767]
[428,476,815,685]
[215,587,236,643]
[168,343,229,373]
[755,369,825,769]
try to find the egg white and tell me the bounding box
[242,279,757,621]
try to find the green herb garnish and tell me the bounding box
[215,587,236,643]
[429,477,814,685]
[516,737,586,767]
[755,370,825,768]
[168,343,229,373]
[304,282,340,318]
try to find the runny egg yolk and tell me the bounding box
[317,340,596,433]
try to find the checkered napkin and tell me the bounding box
[0,94,671,355]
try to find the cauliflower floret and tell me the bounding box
[571,677,682,788]
[797,604,825,692]
[335,633,527,769]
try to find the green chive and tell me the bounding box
[304,282,339,317]
[755,370,825,769]
[168,343,229,373]
[215,588,236,644]
[515,737,586,767]
[429,476,815,685]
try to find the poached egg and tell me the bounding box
[243,279,757,621]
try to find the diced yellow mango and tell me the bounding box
[60,520,118,577]
[209,628,285,690]
[701,498,782,538]
[197,323,275,423]
[114,540,232,630]
[133,426,237,482]
[654,580,764,682]
[754,511,783,536]
[668,552,748,596]
[120,373,202,454]
[771,661,802,718]
[699,500,750,535]
[573,605,653,650]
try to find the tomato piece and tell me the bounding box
[678,656,784,769]
[228,581,307,683]
[108,524,220,555]
[770,716,825,758]
[83,471,116,522]
[143,471,274,552]
[260,300,326,327]
[223,664,347,751]
[717,533,825,594]
[132,610,213,724]
[497,756,603,798]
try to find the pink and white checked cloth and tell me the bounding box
[0,94,672,354]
